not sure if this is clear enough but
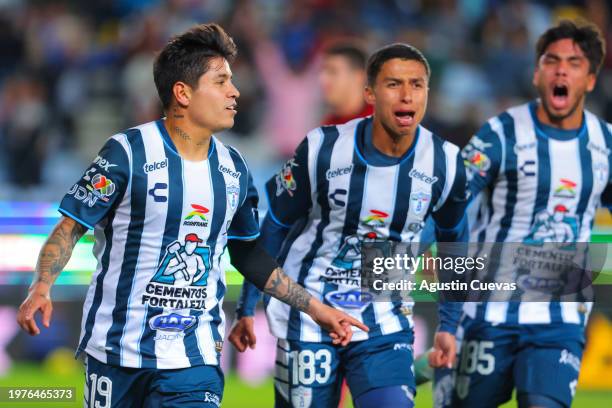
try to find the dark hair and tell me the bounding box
[153,23,237,110]
[366,43,430,86]
[324,43,367,70]
[536,19,606,75]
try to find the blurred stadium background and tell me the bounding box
[0,0,611,407]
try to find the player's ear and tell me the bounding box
[586,72,596,93]
[172,81,192,108]
[364,85,375,105]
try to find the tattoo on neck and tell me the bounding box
[264,268,311,313]
[174,126,191,141]
[173,109,185,119]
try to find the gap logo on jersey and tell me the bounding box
[141,233,211,310]
[325,289,373,312]
[149,312,196,341]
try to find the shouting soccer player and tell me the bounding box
[442,20,611,408]
[229,43,469,408]
[15,23,367,407]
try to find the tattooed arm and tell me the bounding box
[263,267,369,345]
[17,216,87,335]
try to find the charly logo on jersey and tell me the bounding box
[524,204,578,250]
[409,191,430,217]
[226,184,240,211]
[143,158,168,174]
[148,182,168,202]
[326,164,353,180]
[553,178,577,198]
[275,158,298,197]
[183,204,209,227]
[519,160,536,177]
[142,233,211,314]
[325,289,373,312]
[362,210,388,227]
[93,155,117,172]
[218,163,241,179]
[409,168,438,185]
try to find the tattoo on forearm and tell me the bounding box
[174,126,191,141]
[264,268,312,313]
[34,220,86,287]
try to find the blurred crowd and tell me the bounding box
[0,0,611,199]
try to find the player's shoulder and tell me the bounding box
[306,116,369,142]
[215,138,250,171]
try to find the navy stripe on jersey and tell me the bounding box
[106,129,147,366]
[389,156,415,241]
[77,210,116,355]
[495,112,518,242]
[532,132,551,221]
[139,137,184,368]
[287,126,340,340]
[576,134,593,231]
[432,137,447,211]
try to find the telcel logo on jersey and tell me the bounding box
[183,204,209,227]
[143,158,168,173]
[326,164,353,180]
[325,290,373,312]
[218,164,241,179]
[409,168,438,185]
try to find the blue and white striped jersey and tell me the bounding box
[59,120,259,369]
[259,116,468,342]
[462,101,612,325]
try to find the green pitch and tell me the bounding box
[0,363,610,407]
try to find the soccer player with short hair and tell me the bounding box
[320,43,373,125]
[229,43,469,408]
[443,20,611,408]
[15,23,366,408]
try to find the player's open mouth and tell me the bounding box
[226,103,238,113]
[394,110,415,126]
[550,84,569,110]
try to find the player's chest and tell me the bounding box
[128,158,241,230]
[323,159,441,227]
[508,138,609,198]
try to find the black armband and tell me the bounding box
[227,239,279,290]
